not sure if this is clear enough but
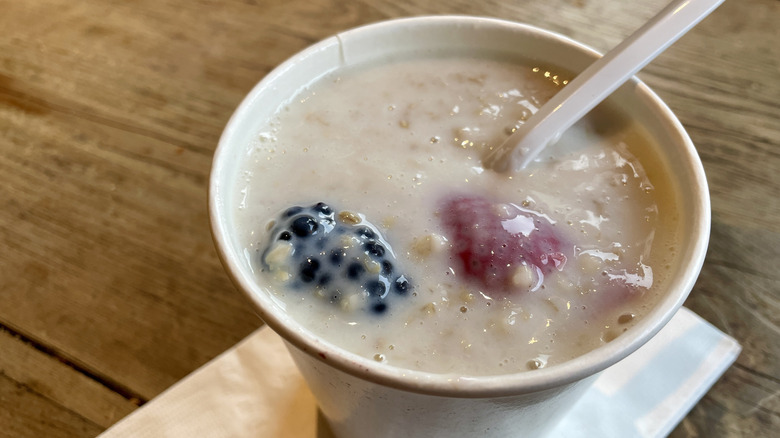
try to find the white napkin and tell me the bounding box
[99,307,740,438]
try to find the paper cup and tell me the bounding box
[209,16,710,437]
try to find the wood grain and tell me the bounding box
[0,329,137,429]
[0,0,777,436]
[0,373,102,438]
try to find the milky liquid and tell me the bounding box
[233,54,679,376]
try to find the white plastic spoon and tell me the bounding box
[483,0,723,172]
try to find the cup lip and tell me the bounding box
[209,15,711,398]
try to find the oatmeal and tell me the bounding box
[233,54,679,375]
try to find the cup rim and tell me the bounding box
[209,15,711,398]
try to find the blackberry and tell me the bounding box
[364,242,385,258]
[299,258,320,283]
[318,273,332,286]
[372,302,388,314]
[346,262,365,279]
[314,202,332,215]
[329,249,346,266]
[283,206,303,217]
[260,202,413,315]
[291,216,318,237]
[381,260,393,275]
[394,276,410,295]
[364,280,388,298]
[356,227,375,240]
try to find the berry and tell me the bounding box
[314,202,332,215]
[364,242,385,258]
[372,302,388,314]
[365,280,387,297]
[283,206,303,217]
[394,276,409,295]
[356,227,375,240]
[318,273,332,286]
[439,194,567,294]
[261,202,412,315]
[329,249,345,265]
[347,262,365,279]
[291,216,318,237]
[299,258,320,283]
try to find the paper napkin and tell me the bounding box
[99,307,740,438]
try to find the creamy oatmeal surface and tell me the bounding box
[233,54,680,376]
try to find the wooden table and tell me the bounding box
[1,0,777,436]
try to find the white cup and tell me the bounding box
[209,16,710,438]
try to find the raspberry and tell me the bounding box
[439,194,567,294]
[261,202,412,315]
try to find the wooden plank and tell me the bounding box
[673,220,780,435]
[0,0,271,401]
[0,329,138,429]
[0,79,264,397]
[640,0,780,233]
[671,364,780,436]
[0,372,102,438]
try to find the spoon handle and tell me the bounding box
[485,0,724,172]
